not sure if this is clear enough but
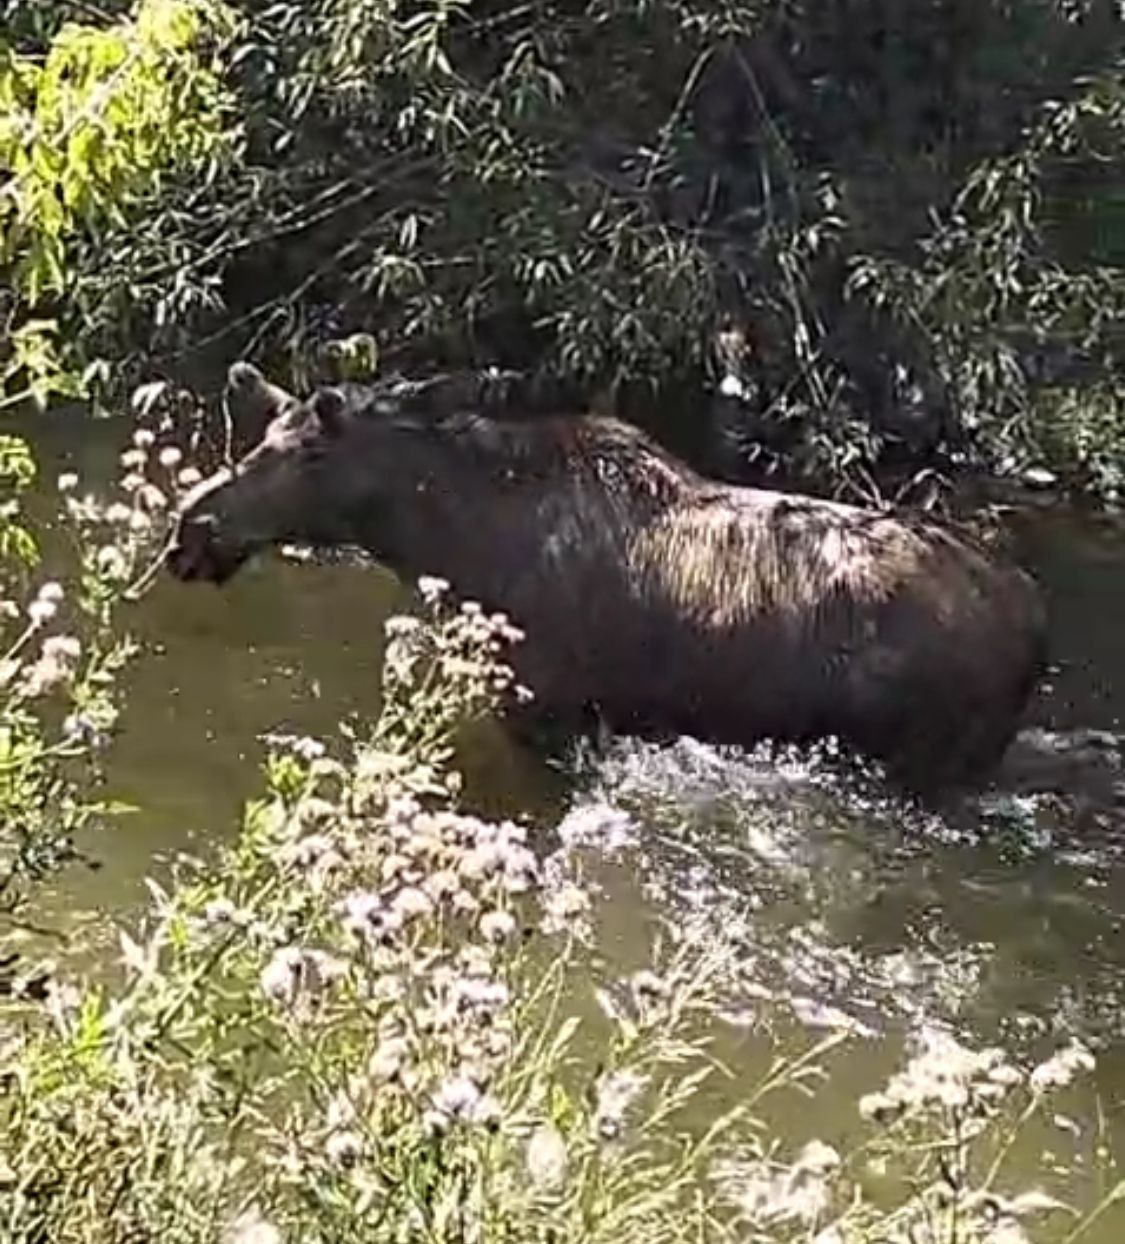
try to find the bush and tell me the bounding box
[12,3,1125,497]
[18,0,1118,499]
[0,422,184,925]
[0,0,234,410]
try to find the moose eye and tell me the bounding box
[299,425,334,458]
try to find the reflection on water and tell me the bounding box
[15,407,1125,1234]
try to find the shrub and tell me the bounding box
[0,0,234,410]
[0,423,182,926]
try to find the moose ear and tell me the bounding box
[311,387,349,437]
[225,361,296,425]
[226,361,265,392]
[223,362,299,461]
[226,362,296,415]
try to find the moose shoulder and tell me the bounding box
[167,363,1047,793]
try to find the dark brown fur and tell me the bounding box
[167,364,1047,793]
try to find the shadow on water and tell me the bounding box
[15,406,1125,1229]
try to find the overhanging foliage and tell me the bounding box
[8,1,1125,497]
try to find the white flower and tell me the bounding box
[158,446,183,469]
[422,1108,450,1138]
[137,483,168,512]
[452,890,480,916]
[432,1074,482,1119]
[858,1090,904,1124]
[428,1074,500,1128]
[120,448,147,470]
[458,842,502,880]
[369,1037,409,1083]
[95,546,129,581]
[56,472,78,493]
[423,869,460,902]
[1030,1040,1096,1094]
[26,584,63,626]
[259,947,343,1008]
[526,1123,569,1189]
[593,1070,646,1140]
[203,897,238,926]
[544,884,589,919]
[280,833,337,868]
[177,467,203,488]
[794,1139,840,1176]
[296,797,337,828]
[25,634,81,696]
[447,973,510,1023]
[27,599,57,626]
[480,910,517,943]
[380,797,419,834]
[489,612,525,645]
[418,575,450,602]
[260,948,304,1006]
[105,503,133,526]
[44,980,83,1036]
[499,839,538,891]
[860,1027,1022,1124]
[222,1205,283,1244]
[630,970,669,1004]
[132,428,157,449]
[290,735,326,762]
[341,890,381,924]
[391,886,433,922]
[340,891,401,943]
[555,804,636,854]
[325,1129,364,1166]
[63,710,106,746]
[384,615,421,638]
[812,1229,845,1244]
[982,1223,1033,1244]
[41,635,80,662]
[716,1148,837,1228]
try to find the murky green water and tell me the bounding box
[16,408,1125,1234]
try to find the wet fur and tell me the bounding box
[170,372,1047,793]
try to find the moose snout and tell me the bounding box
[165,469,245,584]
[166,512,231,583]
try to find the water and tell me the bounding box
[16,408,1125,1232]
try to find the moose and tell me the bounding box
[166,362,1047,794]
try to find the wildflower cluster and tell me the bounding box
[0,406,178,917]
[715,1138,842,1235]
[0,586,775,1243]
[708,1023,1111,1244]
[64,396,209,615]
[375,574,531,761]
[835,1028,1106,1244]
[858,1027,1027,1128]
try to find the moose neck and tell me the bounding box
[346,414,699,606]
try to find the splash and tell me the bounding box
[554,727,1125,1051]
